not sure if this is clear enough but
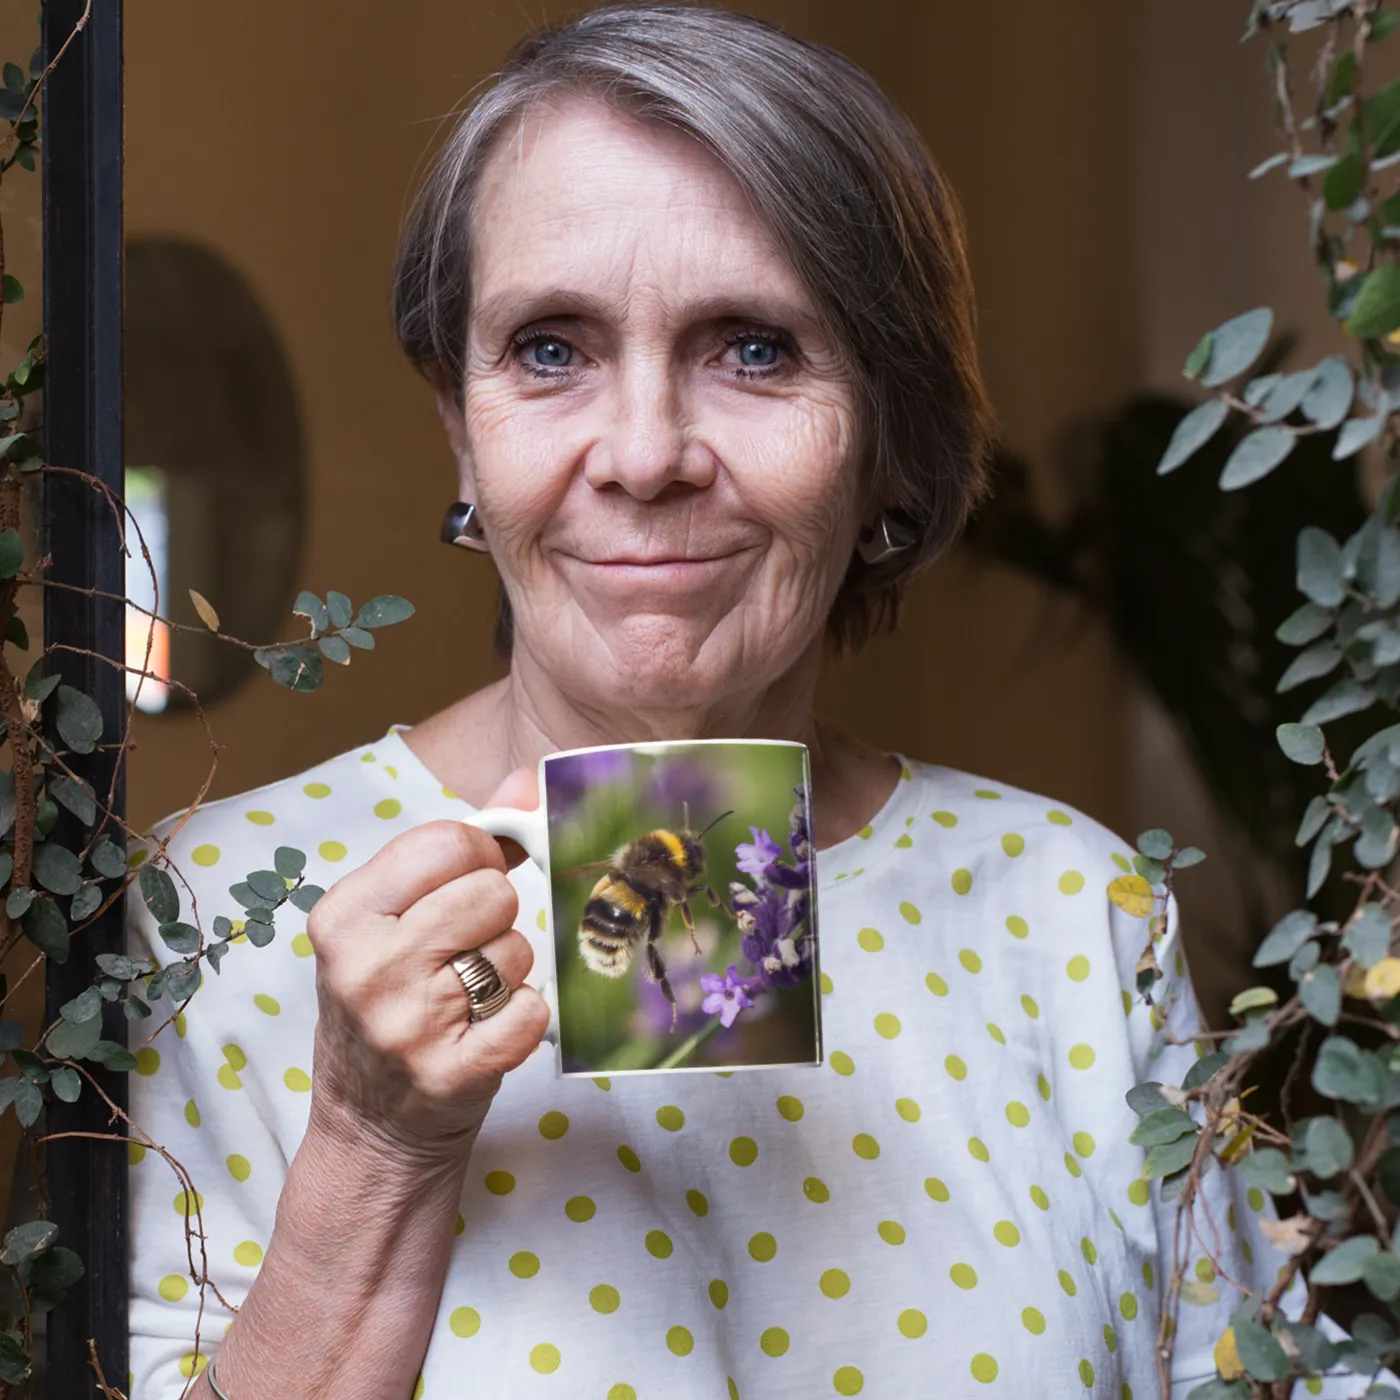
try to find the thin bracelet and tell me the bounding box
[205,1356,234,1400]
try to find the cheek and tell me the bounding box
[720,397,862,560]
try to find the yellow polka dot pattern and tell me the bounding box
[128,749,1216,1398]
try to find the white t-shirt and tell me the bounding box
[125,728,1350,1399]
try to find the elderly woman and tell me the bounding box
[126,7,1311,1399]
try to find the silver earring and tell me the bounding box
[440,501,489,553]
[856,511,914,565]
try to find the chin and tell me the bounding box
[587,614,737,708]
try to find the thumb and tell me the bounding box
[482,767,539,869]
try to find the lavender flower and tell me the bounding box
[545,749,632,820]
[736,827,782,879]
[700,964,756,1028]
[645,761,717,820]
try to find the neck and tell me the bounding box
[402,637,898,850]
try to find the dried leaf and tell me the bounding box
[188,588,220,633]
[1260,1214,1316,1256]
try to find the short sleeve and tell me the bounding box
[1114,892,1379,1398]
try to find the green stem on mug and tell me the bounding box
[654,1015,727,1070]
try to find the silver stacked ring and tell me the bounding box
[451,947,511,1022]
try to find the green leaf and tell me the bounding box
[1297,1115,1353,1178]
[0,527,22,581]
[25,668,59,703]
[21,896,67,963]
[88,836,126,880]
[1301,678,1375,726]
[1329,48,1358,104]
[339,625,375,650]
[1369,76,1400,154]
[1356,805,1398,868]
[1183,1051,1231,1091]
[0,1330,30,1383]
[1128,1107,1196,1146]
[1373,9,1400,41]
[1143,1133,1198,1178]
[1199,308,1273,388]
[325,591,353,629]
[1,63,22,94]
[1132,853,1165,883]
[5,888,31,919]
[138,864,179,924]
[46,1013,99,1061]
[6,614,29,649]
[356,594,415,629]
[95,953,150,981]
[48,1067,79,1104]
[1232,1317,1293,1382]
[247,869,287,903]
[48,774,96,826]
[86,1039,137,1071]
[1220,425,1296,490]
[318,633,351,665]
[1333,411,1387,460]
[288,883,325,914]
[1254,909,1318,967]
[0,275,22,308]
[1183,331,1212,380]
[1323,151,1366,210]
[274,847,306,879]
[1277,642,1342,692]
[28,1244,84,1310]
[268,645,324,693]
[1258,368,1319,424]
[1298,527,1345,606]
[1,1220,56,1266]
[1311,1233,1381,1285]
[1348,264,1400,338]
[158,922,199,955]
[1172,846,1206,869]
[1313,1034,1387,1104]
[1363,1250,1400,1301]
[69,881,101,923]
[292,590,328,635]
[58,986,100,1025]
[1229,985,1278,1017]
[1136,829,1173,860]
[1343,904,1391,967]
[1156,399,1230,476]
[1380,1145,1400,1203]
[54,684,103,754]
[1125,1082,1172,1116]
[31,843,81,896]
[1277,723,1325,765]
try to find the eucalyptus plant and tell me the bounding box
[1117,2,1400,1394]
[0,23,415,1396]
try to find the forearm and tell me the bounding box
[192,1107,471,1400]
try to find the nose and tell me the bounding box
[584,356,715,501]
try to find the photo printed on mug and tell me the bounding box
[545,740,821,1076]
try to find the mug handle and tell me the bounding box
[461,806,558,1046]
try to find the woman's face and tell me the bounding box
[447,98,864,714]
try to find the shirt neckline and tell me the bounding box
[377,727,929,893]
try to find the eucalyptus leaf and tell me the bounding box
[158,922,200,956]
[1219,425,1296,489]
[48,774,95,826]
[68,882,101,923]
[0,1221,56,1266]
[1344,905,1392,967]
[1348,263,1400,339]
[355,594,415,629]
[1363,1251,1400,1301]
[1254,908,1318,966]
[0,528,21,581]
[1199,308,1273,387]
[339,625,374,650]
[1137,829,1173,860]
[1128,1107,1196,1146]
[137,864,179,925]
[1143,1133,1198,1178]
[246,869,287,903]
[1232,1317,1292,1382]
[1298,526,1346,606]
[13,1079,39,1127]
[1277,643,1342,692]
[88,837,126,880]
[288,883,325,914]
[1125,1082,1171,1116]
[1296,795,1331,847]
[86,1040,137,1072]
[1297,1115,1354,1178]
[1183,1051,1231,1091]
[268,645,324,693]
[48,1067,79,1104]
[1277,722,1325,765]
[292,590,328,635]
[318,634,351,665]
[21,897,67,963]
[54,685,102,754]
[30,843,81,896]
[58,986,100,1025]
[1313,1034,1387,1104]
[1310,1233,1380,1285]
[1157,398,1230,476]
[5,888,31,919]
[1356,806,1399,868]
[1301,678,1375,726]
[274,846,306,879]
[46,1013,99,1061]
[1333,410,1388,460]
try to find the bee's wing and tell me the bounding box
[556,859,615,883]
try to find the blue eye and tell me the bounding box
[530,338,573,367]
[737,338,779,367]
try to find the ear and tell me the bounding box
[428,365,478,500]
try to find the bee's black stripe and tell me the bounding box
[582,898,639,942]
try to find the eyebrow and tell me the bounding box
[470,286,821,335]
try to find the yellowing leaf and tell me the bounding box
[1109,874,1155,918]
[1218,1125,1256,1166]
[1345,961,1369,999]
[1214,1327,1243,1381]
[1364,957,1400,1002]
[1228,985,1278,1017]
[1260,1214,1314,1256]
[189,588,220,633]
[1180,1279,1220,1307]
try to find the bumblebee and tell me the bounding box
[574,809,733,1030]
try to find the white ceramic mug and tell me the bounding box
[465,738,821,1077]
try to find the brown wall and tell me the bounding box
[117,0,1145,842]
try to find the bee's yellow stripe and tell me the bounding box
[601,879,648,918]
[652,829,688,872]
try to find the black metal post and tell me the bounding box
[41,0,126,1395]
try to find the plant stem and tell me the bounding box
[654,1016,726,1070]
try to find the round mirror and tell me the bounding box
[123,237,304,712]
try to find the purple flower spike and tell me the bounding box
[736,826,782,880]
[701,964,756,1028]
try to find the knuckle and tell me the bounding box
[416,820,505,877]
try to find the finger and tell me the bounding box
[316,820,508,924]
[406,867,519,959]
[454,984,552,1074]
[446,927,535,994]
[481,768,539,870]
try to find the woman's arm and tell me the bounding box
[191,1101,469,1400]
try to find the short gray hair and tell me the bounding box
[393,3,994,653]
